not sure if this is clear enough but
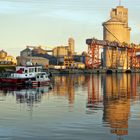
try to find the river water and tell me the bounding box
[0,74,140,140]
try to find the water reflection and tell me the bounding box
[52,74,140,139]
[0,86,51,106]
[15,87,45,104]
[86,75,103,113]
[103,74,131,138]
[0,74,140,139]
[53,75,86,104]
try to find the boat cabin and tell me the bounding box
[35,72,50,82]
[10,65,43,79]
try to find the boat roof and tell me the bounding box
[16,65,42,68]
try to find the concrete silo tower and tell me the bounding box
[102,6,131,69]
[103,6,131,44]
[68,38,75,55]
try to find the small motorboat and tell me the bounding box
[25,72,50,87]
[0,63,51,87]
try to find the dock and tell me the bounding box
[48,68,140,75]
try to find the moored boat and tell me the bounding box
[25,72,50,87]
[0,63,51,87]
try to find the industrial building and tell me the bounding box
[18,37,87,70]
[103,6,131,44]
[86,5,140,72]
[20,47,32,57]
[0,50,17,65]
[18,46,49,68]
[16,56,49,68]
[102,6,131,69]
[52,46,68,57]
[52,37,75,57]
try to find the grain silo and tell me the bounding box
[102,6,131,69]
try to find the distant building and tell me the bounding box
[68,38,75,54]
[16,56,49,68]
[32,53,57,65]
[73,55,86,64]
[20,47,32,57]
[19,37,75,66]
[52,38,75,57]
[0,50,17,65]
[52,46,68,57]
[32,46,47,55]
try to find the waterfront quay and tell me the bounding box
[48,68,140,74]
[1,66,140,75]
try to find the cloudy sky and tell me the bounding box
[0,0,140,56]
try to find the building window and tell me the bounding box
[119,12,122,15]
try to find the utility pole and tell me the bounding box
[119,0,121,6]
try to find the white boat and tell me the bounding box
[0,63,51,87]
[25,72,50,87]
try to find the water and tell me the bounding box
[0,74,140,140]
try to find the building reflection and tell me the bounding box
[85,73,140,139]
[86,75,103,112]
[103,73,140,139]
[103,74,131,138]
[53,75,86,104]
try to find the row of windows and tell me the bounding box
[18,67,42,73]
[0,61,13,65]
[118,11,127,16]
[28,67,42,73]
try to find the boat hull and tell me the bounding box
[0,78,29,86]
[0,77,50,87]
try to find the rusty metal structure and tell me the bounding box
[86,38,140,69]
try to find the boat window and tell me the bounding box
[38,68,42,72]
[41,75,43,78]
[29,68,34,73]
[37,76,39,78]
[35,68,37,72]
[25,70,28,73]
[32,68,35,72]
[29,68,31,73]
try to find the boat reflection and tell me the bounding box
[15,87,47,104]
[0,86,52,105]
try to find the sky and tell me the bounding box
[0,0,140,57]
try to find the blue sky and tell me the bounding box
[0,0,140,56]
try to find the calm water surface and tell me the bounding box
[0,74,140,140]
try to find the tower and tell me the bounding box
[102,5,131,69]
[103,6,131,44]
[68,38,75,55]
